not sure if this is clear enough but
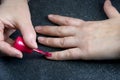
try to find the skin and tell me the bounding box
[0,0,37,58]
[35,0,120,60]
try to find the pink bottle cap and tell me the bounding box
[13,36,33,53]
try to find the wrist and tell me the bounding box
[0,0,29,9]
[1,0,28,5]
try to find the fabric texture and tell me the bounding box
[0,0,120,80]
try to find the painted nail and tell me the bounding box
[45,52,52,57]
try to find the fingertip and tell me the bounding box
[38,37,45,42]
[28,39,38,49]
[23,33,38,49]
[48,14,54,18]
[45,54,54,60]
[104,0,111,7]
[104,0,119,18]
[45,52,54,60]
[45,52,63,60]
[0,42,23,59]
[10,47,23,58]
[24,38,38,49]
[48,14,62,19]
[48,14,57,21]
[31,39,38,48]
[35,26,42,32]
[17,20,37,49]
[14,49,23,59]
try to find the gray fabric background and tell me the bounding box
[0,0,120,80]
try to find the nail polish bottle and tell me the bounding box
[13,36,51,57]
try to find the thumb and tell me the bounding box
[16,19,38,49]
[104,0,120,19]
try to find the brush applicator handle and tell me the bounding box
[13,36,51,57]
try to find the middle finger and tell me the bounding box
[35,26,77,37]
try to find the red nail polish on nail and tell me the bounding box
[13,36,51,57]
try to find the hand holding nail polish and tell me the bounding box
[13,36,52,57]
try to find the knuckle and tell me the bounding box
[59,38,66,47]
[67,49,80,59]
[64,18,71,25]
[67,49,74,57]
[57,27,64,36]
[53,53,62,60]
[29,32,36,38]
[46,38,54,46]
[42,27,48,32]
[45,38,50,44]
[0,26,4,32]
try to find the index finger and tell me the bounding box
[48,14,84,26]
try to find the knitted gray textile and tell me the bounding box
[0,0,120,80]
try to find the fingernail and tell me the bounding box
[45,52,52,57]
[35,27,42,31]
[106,0,111,5]
[48,14,54,18]
[38,37,45,42]
[31,40,38,48]
[15,51,23,59]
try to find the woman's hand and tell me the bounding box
[0,0,37,58]
[35,0,120,60]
